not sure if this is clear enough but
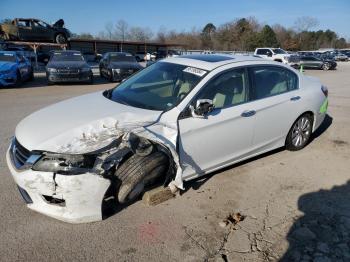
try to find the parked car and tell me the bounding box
[134,51,156,62]
[0,18,71,44]
[299,56,337,70]
[333,52,348,62]
[99,52,143,82]
[82,51,102,63]
[46,50,93,84]
[0,51,33,87]
[6,54,328,223]
[4,46,35,62]
[152,49,181,60]
[254,48,300,67]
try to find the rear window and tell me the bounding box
[0,53,16,62]
[51,52,84,62]
[109,54,136,62]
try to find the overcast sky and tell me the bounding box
[1,0,349,39]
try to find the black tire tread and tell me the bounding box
[116,151,168,203]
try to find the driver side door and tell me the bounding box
[178,67,255,180]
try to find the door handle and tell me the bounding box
[290,96,301,101]
[241,110,256,117]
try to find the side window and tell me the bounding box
[196,68,249,109]
[257,49,267,55]
[251,66,298,100]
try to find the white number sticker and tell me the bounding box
[183,67,207,77]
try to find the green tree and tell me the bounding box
[258,25,279,47]
[201,23,216,49]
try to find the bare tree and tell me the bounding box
[129,26,153,42]
[115,20,129,41]
[294,16,319,32]
[104,21,114,40]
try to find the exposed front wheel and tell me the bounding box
[55,33,67,44]
[322,63,330,71]
[286,114,313,151]
[116,151,169,204]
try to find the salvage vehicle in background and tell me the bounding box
[99,52,143,82]
[0,51,33,87]
[6,54,328,223]
[0,18,71,44]
[254,47,300,67]
[46,50,93,84]
[299,56,337,70]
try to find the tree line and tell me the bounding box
[1,16,348,51]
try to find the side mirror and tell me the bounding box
[192,99,214,117]
[267,52,272,57]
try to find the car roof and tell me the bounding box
[162,54,262,71]
[52,50,81,54]
[0,51,17,55]
[108,52,132,56]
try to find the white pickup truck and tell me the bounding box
[254,48,299,67]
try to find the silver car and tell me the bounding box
[6,54,328,223]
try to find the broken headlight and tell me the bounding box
[32,153,96,174]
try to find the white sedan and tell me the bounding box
[6,54,328,223]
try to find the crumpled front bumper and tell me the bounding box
[6,146,111,223]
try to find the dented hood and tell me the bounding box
[15,91,162,153]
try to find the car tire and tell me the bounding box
[15,70,22,87]
[28,67,34,81]
[88,75,93,84]
[55,33,67,44]
[286,113,313,151]
[47,80,54,85]
[116,151,169,204]
[322,63,330,71]
[108,70,114,82]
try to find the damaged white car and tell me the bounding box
[6,54,328,223]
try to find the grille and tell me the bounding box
[11,138,31,168]
[57,68,79,74]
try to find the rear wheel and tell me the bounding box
[116,151,169,204]
[286,114,313,151]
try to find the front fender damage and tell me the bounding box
[52,117,184,193]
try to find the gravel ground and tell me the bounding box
[0,63,349,262]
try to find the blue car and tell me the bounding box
[0,51,34,87]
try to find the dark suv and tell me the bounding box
[0,18,70,44]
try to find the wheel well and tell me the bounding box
[285,111,314,144]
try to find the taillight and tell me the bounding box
[321,85,328,97]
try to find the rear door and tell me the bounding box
[247,65,301,152]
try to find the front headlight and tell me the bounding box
[32,153,96,174]
[112,68,121,74]
[47,68,57,73]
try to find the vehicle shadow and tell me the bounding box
[280,180,350,261]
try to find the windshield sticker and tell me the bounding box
[183,67,207,77]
